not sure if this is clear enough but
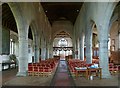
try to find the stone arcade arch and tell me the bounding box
[1,3,19,71]
[29,22,40,63]
[73,2,119,78]
[109,2,120,64]
[8,3,30,76]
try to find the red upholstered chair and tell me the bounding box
[28,66,33,76]
[33,67,39,76]
[28,63,32,67]
[113,65,119,72]
[33,63,37,67]
[109,63,114,74]
[39,67,44,76]
[44,67,52,76]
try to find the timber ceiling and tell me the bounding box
[41,2,83,25]
[2,3,33,39]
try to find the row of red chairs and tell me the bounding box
[28,58,59,76]
[109,63,120,74]
[67,59,93,75]
[68,59,120,75]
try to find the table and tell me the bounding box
[87,67,102,79]
[75,67,102,80]
[75,67,89,79]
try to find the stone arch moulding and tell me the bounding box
[109,2,119,32]
[29,21,38,41]
[2,3,18,33]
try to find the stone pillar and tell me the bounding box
[46,42,50,59]
[75,39,78,59]
[47,43,50,59]
[41,47,46,60]
[99,39,111,78]
[41,39,46,60]
[49,42,53,58]
[72,35,76,59]
[80,35,85,61]
[77,38,80,59]
[34,45,39,63]
[34,37,39,63]
[46,47,48,59]
[85,30,92,64]
[72,38,77,59]
[98,23,111,78]
[17,26,29,76]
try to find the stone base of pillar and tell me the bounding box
[16,71,27,77]
[102,73,111,78]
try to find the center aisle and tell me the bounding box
[50,59,75,87]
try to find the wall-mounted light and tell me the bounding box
[10,39,13,41]
[76,9,79,12]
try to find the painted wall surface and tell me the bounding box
[2,27,10,55]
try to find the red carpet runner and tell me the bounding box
[50,59,75,87]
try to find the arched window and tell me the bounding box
[58,38,68,47]
[10,39,15,54]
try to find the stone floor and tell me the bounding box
[2,68,55,86]
[1,63,120,88]
[50,60,75,87]
[73,74,119,87]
